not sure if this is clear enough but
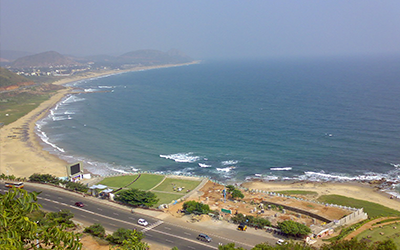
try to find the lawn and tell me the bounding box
[152,192,184,207]
[318,195,400,218]
[356,222,400,248]
[99,175,139,188]
[126,174,165,190]
[152,177,201,193]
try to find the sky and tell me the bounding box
[1,0,400,59]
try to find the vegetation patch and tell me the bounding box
[356,222,400,249]
[99,174,139,188]
[126,173,164,190]
[152,191,183,206]
[152,177,201,192]
[318,194,400,217]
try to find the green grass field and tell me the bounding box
[153,178,201,192]
[318,195,400,218]
[152,192,184,206]
[126,174,165,190]
[0,93,52,125]
[99,175,139,188]
[356,222,400,248]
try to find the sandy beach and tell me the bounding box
[0,62,199,178]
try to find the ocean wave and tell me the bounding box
[98,85,114,89]
[270,167,292,171]
[160,152,200,163]
[199,163,212,168]
[216,166,236,173]
[36,128,65,153]
[391,163,400,168]
[221,160,238,166]
[84,88,99,92]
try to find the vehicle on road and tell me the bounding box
[74,202,84,207]
[5,182,24,189]
[197,233,212,242]
[276,239,286,245]
[238,223,247,231]
[138,218,148,226]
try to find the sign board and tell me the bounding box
[221,208,232,214]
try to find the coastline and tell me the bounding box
[1,59,399,213]
[0,61,200,178]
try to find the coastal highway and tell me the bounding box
[1,182,278,249]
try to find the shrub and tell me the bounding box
[182,200,211,214]
[84,223,105,238]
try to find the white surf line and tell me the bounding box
[37,196,217,249]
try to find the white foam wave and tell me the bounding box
[216,166,236,173]
[221,160,238,166]
[36,129,65,153]
[98,85,114,89]
[84,88,98,92]
[303,171,386,181]
[199,163,212,168]
[270,167,292,171]
[390,163,400,168]
[109,167,130,174]
[160,152,200,163]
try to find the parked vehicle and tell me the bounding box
[197,233,212,242]
[276,239,286,245]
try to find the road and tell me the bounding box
[1,182,278,249]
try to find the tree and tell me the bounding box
[0,188,81,249]
[226,185,236,193]
[182,200,211,214]
[115,188,159,208]
[84,223,106,238]
[106,228,148,249]
[231,189,244,199]
[375,239,397,250]
[277,220,311,238]
[46,209,75,227]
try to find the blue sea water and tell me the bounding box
[37,56,400,188]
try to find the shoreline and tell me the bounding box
[1,60,399,212]
[0,61,200,178]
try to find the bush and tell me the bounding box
[182,200,211,215]
[29,173,61,184]
[84,223,105,238]
[65,181,89,193]
[231,213,271,228]
[106,228,143,245]
[278,220,311,238]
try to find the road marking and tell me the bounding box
[165,239,173,243]
[44,194,50,196]
[164,227,171,230]
[97,208,103,211]
[94,219,99,221]
[184,232,191,235]
[129,217,135,220]
[113,212,119,215]
[142,220,163,233]
[110,223,117,227]
[188,246,195,249]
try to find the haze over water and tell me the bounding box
[37,56,400,189]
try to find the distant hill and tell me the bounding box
[118,49,193,65]
[0,67,34,90]
[11,51,80,68]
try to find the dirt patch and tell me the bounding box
[168,181,350,227]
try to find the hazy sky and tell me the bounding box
[1,0,399,59]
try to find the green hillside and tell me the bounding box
[0,67,31,88]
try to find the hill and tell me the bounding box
[11,51,80,68]
[119,49,193,65]
[0,67,34,90]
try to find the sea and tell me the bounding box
[36,55,400,195]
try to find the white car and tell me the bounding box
[276,239,286,245]
[138,218,149,226]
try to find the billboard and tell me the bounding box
[67,162,82,176]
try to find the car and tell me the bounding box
[197,233,212,242]
[138,218,149,226]
[74,202,84,207]
[276,239,286,245]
